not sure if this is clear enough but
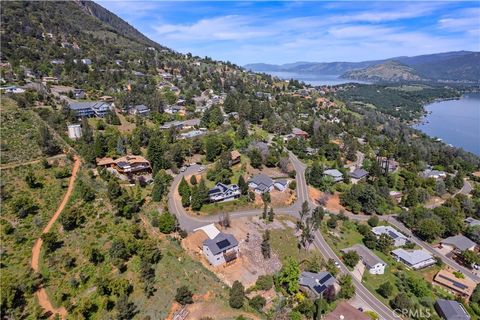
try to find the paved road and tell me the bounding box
[167,152,398,319]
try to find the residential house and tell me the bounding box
[160,119,200,131]
[73,89,85,99]
[127,104,150,116]
[283,133,296,143]
[349,168,369,181]
[42,76,59,84]
[371,226,408,247]
[208,183,241,202]
[298,271,336,298]
[323,169,344,183]
[435,299,471,320]
[249,174,274,194]
[273,180,289,192]
[1,86,25,94]
[96,155,151,175]
[164,105,184,115]
[67,101,113,118]
[305,147,318,156]
[434,270,476,300]
[324,302,370,320]
[178,130,206,139]
[465,217,480,227]
[202,231,239,267]
[391,249,436,270]
[421,168,447,180]
[292,127,309,139]
[441,235,476,253]
[342,244,387,275]
[67,124,82,140]
[377,156,399,173]
[230,150,241,165]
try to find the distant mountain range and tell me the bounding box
[244,51,480,83]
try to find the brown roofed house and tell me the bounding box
[433,269,476,300]
[230,150,241,165]
[96,155,151,175]
[324,302,370,320]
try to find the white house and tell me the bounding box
[67,124,82,140]
[323,169,344,183]
[202,231,239,267]
[207,183,241,202]
[441,235,476,253]
[273,179,289,191]
[342,244,387,275]
[372,226,408,247]
[391,249,436,270]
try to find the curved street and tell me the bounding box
[167,152,398,320]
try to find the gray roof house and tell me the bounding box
[299,271,336,298]
[203,232,239,267]
[391,249,436,270]
[342,244,387,275]
[465,217,480,227]
[208,183,241,202]
[372,226,408,247]
[68,101,112,118]
[441,235,476,252]
[435,299,471,320]
[323,169,344,183]
[128,104,150,116]
[421,168,447,180]
[349,168,369,180]
[249,174,274,193]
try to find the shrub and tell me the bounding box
[249,295,266,311]
[343,251,360,268]
[158,212,176,234]
[229,281,245,308]
[255,275,273,291]
[175,286,193,305]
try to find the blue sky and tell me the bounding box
[97,1,480,65]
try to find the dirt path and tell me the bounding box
[31,156,81,319]
[0,154,66,170]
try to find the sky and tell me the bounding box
[97,1,480,65]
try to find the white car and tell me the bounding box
[180,166,187,172]
[198,166,205,172]
[334,261,340,268]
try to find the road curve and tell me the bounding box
[167,152,398,319]
[31,156,81,319]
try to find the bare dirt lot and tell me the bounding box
[308,187,345,213]
[254,188,296,208]
[182,217,291,288]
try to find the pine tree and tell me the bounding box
[261,230,271,259]
[238,175,248,195]
[268,207,275,222]
[229,281,245,309]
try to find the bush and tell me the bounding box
[158,212,176,234]
[249,295,266,311]
[175,286,193,305]
[367,215,379,227]
[289,180,297,190]
[343,251,360,268]
[377,282,393,298]
[255,275,273,291]
[229,281,245,308]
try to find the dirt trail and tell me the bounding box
[31,156,81,319]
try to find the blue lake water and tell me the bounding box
[413,93,480,155]
[265,71,371,86]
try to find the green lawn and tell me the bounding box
[270,227,312,264]
[200,196,258,215]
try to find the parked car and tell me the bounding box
[180,166,187,172]
[334,261,340,268]
[198,166,205,172]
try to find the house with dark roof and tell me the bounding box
[127,104,150,116]
[465,217,480,227]
[273,179,289,192]
[372,226,408,247]
[249,174,274,193]
[68,101,112,118]
[203,232,239,266]
[441,235,476,253]
[421,168,447,180]
[349,168,369,181]
[433,270,476,300]
[298,271,336,298]
[342,244,387,275]
[392,249,436,270]
[208,183,241,202]
[435,299,471,320]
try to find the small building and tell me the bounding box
[230,150,241,165]
[127,104,150,116]
[178,130,206,139]
[305,147,318,156]
[324,302,370,320]
[421,168,447,180]
[433,270,476,300]
[298,271,336,298]
[349,168,369,180]
[435,299,471,320]
[72,89,85,99]
[67,124,82,140]
[292,127,309,139]
[273,179,289,192]
[67,101,113,118]
[342,244,387,275]
[371,226,408,247]
[164,105,183,115]
[377,156,398,173]
[96,155,151,175]
[441,235,476,253]
[465,217,480,227]
[203,232,239,267]
[208,183,241,202]
[391,249,436,270]
[249,174,274,194]
[323,169,344,183]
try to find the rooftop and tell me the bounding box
[342,244,386,269]
[442,235,476,251]
[324,169,343,178]
[372,226,407,240]
[324,302,370,320]
[249,174,274,188]
[299,271,336,296]
[435,299,471,320]
[434,270,476,298]
[392,249,434,265]
[203,232,238,255]
[193,223,220,240]
[349,168,369,179]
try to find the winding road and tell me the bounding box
[167,152,398,319]
[30,156,81,320]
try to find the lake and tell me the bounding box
[265,71,370,86]
[413,93,480,155]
